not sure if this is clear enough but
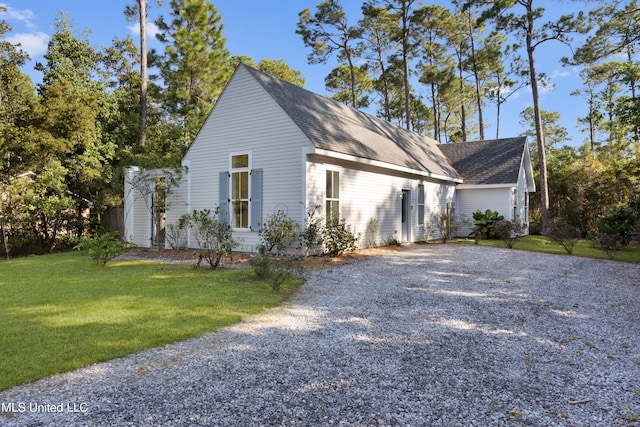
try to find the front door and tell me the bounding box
[401,189,410,242]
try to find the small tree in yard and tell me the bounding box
[257,210,300,254]
[546,217,580,254]
[180,208,240,269]
[493,220,527,249]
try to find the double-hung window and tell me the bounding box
[418,184,425,225]
[326,170,339,222]
[231,154,250,229]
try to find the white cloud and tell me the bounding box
[550,68,571,79]
[6,32,50,57]
[0,3,36,29]
[127,21,160,39]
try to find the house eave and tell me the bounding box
[313,148,463,183]
[456,183,516,190]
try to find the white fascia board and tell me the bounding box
[313,148,463,183]
[456,183,516,189]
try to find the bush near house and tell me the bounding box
[257,210,300,254]
[179,208,241,269]
[471,209,505,240]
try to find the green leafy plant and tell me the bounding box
[300,205,324,256]
[592,204,639,260]
[74,231,136,266]
[258,209,300,254]
[322,210,360,256]
[180,207,240,269]
[471,209,505,240]
[383,234,401,246]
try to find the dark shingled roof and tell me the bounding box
[437,137,527,185]
[242,64,461,180]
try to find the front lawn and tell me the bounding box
[457,235,640,263]
[0,251,301,391]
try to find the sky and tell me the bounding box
[1,0,589,146]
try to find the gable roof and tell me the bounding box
[438,137,530,186]
[240,64,461,181]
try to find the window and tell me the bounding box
[418,184,425,225]
[326,170,339,222]
[231,154,250,228]
[512,188,518,220]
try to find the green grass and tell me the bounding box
[0,251,301,391]
[455,235,640,263]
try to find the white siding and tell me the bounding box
[306,156,456,246]
[456,187,513,237]
[123,167,152,247]
[164,166,190,249]
[176,66,313,252]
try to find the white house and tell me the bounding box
[439,137,536,236]
[124,64,535,251]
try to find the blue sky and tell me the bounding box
[2,0,588,146]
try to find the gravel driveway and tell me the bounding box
[1,244,639,426]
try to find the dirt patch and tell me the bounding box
[124,245,410,269]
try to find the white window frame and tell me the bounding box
[230,152,251,230]
[418,184,425,225]
[326,169,340,223]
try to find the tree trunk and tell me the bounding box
[346,51,358,109]
[139,0,148,147]
[468,11,484,140]
[401,4,411,131]
[526,17,550,232]
[458,47,467,141]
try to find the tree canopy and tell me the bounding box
[1,0,639,255]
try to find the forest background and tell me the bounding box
[0,0,638,255]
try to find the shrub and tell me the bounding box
[592,204,639,260]
[248,253,304,291]
[180,208,240,269]
[428,212,469,242]
[165,216,189,250]
[322,210,360,256]
[593,232,621,260]
[597,204,639,248]
[248,253,273,279]
[300,205,324,256]
[471,209,504,240]
[258,210,300,254]
[74,231,136,266]
[546,217,580,254]
[493,220,526,249]
[383,234,401,246]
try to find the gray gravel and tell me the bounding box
[1,244,639,426]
